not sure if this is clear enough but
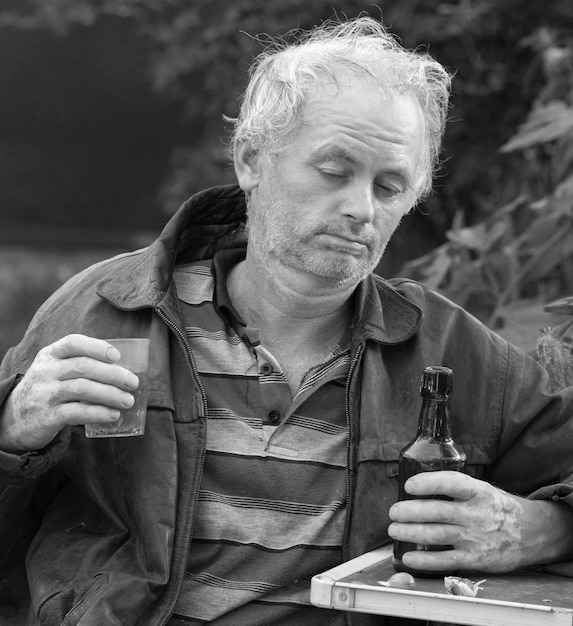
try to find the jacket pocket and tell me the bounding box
[357,439,495,480]
[350,439,497,558]
[461,443,496,479]
[146,388,175,425]
[37,572,111,626]
[146,383,203,424]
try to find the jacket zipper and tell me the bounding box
[342,341,364,563]
[156,307,208,411]
[156,307,208,626]
[342,341,365,626]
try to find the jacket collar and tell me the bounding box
[96,184,247,310]
[97,184,421,345]
[352,274,422,345]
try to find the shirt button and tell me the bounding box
[268,410,281,424]
[260,363,273,375]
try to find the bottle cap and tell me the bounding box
[420,366,453,400]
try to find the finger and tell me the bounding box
[58,402,123,426]
[400,547,467,573]
[404,471,477,501]
[388,521,461,546]
[56,357,139,390]
[54,379,136,410]
[390,499,461,524]
[48,334,121,363]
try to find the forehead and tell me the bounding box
[290,79,426,173]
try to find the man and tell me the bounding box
[1,16,573,626]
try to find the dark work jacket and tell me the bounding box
[1,184,573,626]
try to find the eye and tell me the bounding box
[375,181,402,198]
[319,168,347,179]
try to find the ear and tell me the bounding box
[234,141,262,193]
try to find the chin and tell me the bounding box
[307,262,374,288]
[279,247,380,287]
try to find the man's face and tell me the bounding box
[240,80,427,292]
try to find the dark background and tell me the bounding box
[1,0,572,356]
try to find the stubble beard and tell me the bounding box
[247,197,386,289]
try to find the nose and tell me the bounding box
[341,183,376,224]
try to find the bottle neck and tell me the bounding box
[417,398,452,441]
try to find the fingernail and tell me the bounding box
[106,346,120,362]
[121,393,135,408]
[125,373,139,389]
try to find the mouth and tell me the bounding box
[337,234,371,246]
[319,232,371,253]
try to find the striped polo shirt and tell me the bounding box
[169,250,350,625]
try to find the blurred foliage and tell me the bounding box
[1,0,573,352]
[538,323,573,392]
[402,20,573,335]
[0,249,116,359]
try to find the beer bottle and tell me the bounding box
[392,366,467,577]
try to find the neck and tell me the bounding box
[227,256,355,348]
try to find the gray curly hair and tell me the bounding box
[227,16,452,201]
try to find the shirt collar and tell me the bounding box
[211,248,422,348]
[212,247,248,331]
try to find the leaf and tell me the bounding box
[496,298,554,354]
[537,328,573,392]
[555,174,573,205]
[554,136,573,182]
[520,213,562,250]
[501,102,573,152]
[401,244,452,290]
[446,223,488,252]
[515,209,573,281]
[421,246,453,289]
